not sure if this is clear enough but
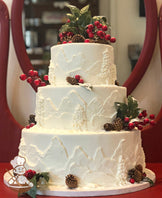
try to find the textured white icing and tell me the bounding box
[19,129,145,188]
[48,43,117,85]
[35,85,126,131]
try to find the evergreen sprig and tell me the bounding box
[115,95,140,120]
[59,4,109,37]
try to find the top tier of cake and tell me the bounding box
[48,43,116,86]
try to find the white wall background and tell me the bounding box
[3,0,162,126]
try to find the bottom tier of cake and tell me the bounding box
[19,128,145,188]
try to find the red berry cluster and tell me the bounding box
[25,122,35,129]
[59,32,74,44]
[75,75,84,84]
[24,169,36,180]
[86,21,116,43]
[124,110,156,131]
[19,70,49,88]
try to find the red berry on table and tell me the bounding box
[62,41,67,44]
[79,79,84,83]
[88,24,94,30]
[105,34,111,40]
[144,118,150,124]
[88,32,94,38]
[28,70,34,77]
[68,41,72,43]
[43,75,48,81]
[84,39,90,43]
[133,121,139,127]
[149,114,155,119]
[94,21,100,27]
[138,113,143,119]
[20,74,27,81]
[67,19,70,23]
[142,110,147,117]
[27,77,32,84]
[102,25,108,31]
[124,117,130,123]
[110,37,116,43]
[75,75,80,81]
[130,178,135,184]
[34,79,40,86]
[150,120,156,126]
[128,123,135,130]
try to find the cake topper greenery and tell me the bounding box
[59,4,116,44]
[104,96,156,132]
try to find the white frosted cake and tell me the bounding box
[18,43,146,189]
[17,4,154,195]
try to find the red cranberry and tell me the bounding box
[102,25,108,31]
[79,79,84,83]
[27,77,32,84]
[105,34,111,40]
[34,79,40,86]
[144,118,150,124]
[88,32,94,38]
[28,70,34,77]
[130,178,135,184]
[150,120,156,126]
[124,117,130,123]
[75,75,80,81]
[149,114,155,120]
[110,37,116,43]
[43,75,48,81]
[94,21,100,27]
[20,74,27,81]
[128,123,135,130]
[88,24,94,30]
[84,39,90,43]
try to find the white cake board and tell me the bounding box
[4,169,155,197]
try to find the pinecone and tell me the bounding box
[66,77,79,85]
[134,169,143,183]
[104,123,114,131]
[28,114,37,124]
[128,168,136,178]
[113,117,124,131]
[72,34,85,42]
[135,164,143,173]
[65,174,78,189]
[115,80,120,86]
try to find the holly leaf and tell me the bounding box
[143,177,154,186]
[26,185,37,198]
[80,4,90,15]
[66,13,76,21]
[66,4,80,17]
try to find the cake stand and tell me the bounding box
[4,168,155,197]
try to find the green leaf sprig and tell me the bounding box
[115,95,140,121]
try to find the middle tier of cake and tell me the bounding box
[35,85,126,131]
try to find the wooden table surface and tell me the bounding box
[0,163,162,198]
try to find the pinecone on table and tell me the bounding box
[128,168,136,178]
[28,114,37,124]
[135,164,143,173]
[72,34,85,42]
[65,174,78,189]
[104,123,114,131]
[66,77,79,85]
[134,169,143,183]
[113,117,124,131]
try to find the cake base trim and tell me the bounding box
[4,169,155,197]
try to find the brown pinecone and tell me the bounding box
[115,80,120,86]
[72,34,85,43]
[134,169,143,183]
[29,114,37,124]
[66,77,79,85]
[113,118,124,131]
[135,164,143,173]
[128,168,136,178]
[65,174,78,189]
[104,123,114,131]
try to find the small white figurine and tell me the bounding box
[8,156,33,187]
